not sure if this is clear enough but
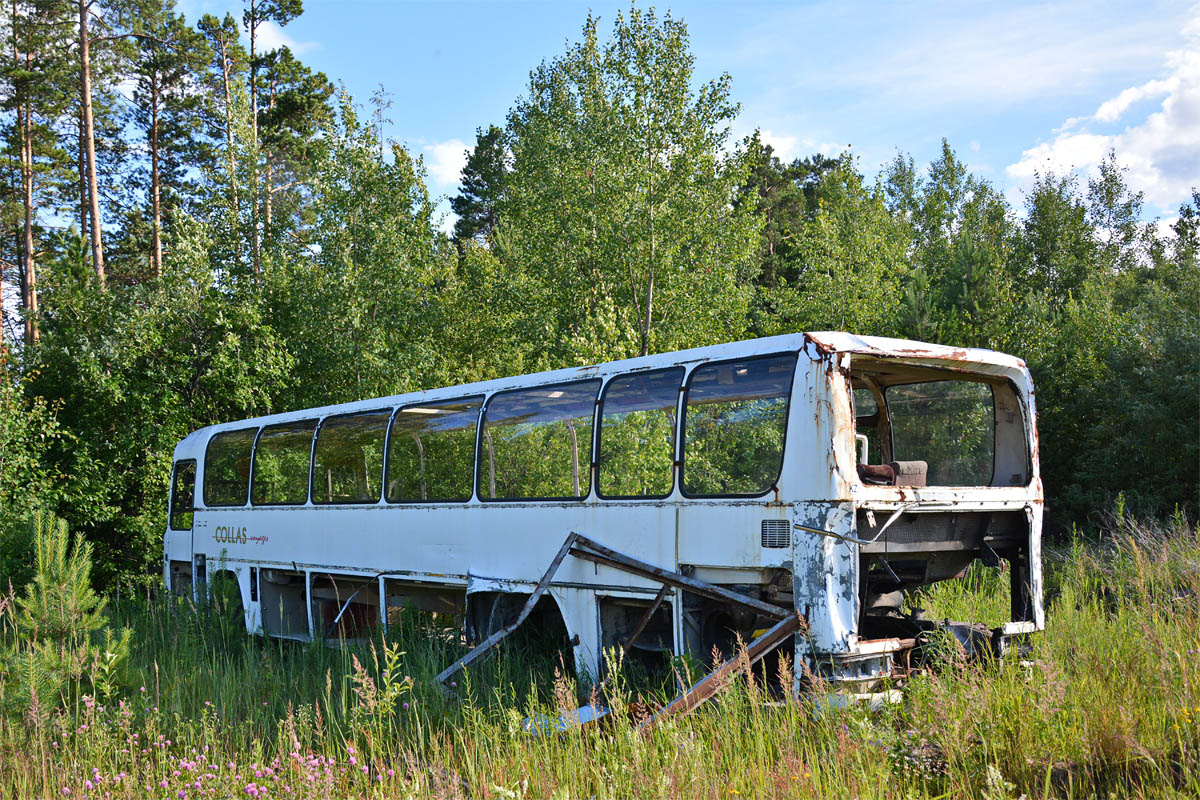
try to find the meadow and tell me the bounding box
[1,512,1198,799]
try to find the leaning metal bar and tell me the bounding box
[436,531,579,686]
[322,586,364,644]
[793,502,917,547]
[569,534,788,620]
[642,611,804,727]
[621,584,672,657]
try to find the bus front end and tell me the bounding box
[793,332,1043,689]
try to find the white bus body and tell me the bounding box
[163,332,1043,686]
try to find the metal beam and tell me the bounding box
[569,534,788,620]
[643,611,804,727]
[436,532,579,686]
[621,584,671,657]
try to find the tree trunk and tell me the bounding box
[79,0,104,287]
[150,74,162,278]
[216,36,242,266]
[14,0,37,346]
[263,78,276,236]
[20,97,37,346]
[640,155,655,358]
[78,105,88,243]
[248,0,260,274]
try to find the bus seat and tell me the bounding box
[857,463,895,485]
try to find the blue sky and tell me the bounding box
[179,0,1200,228]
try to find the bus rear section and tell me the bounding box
[792,333,1043,689]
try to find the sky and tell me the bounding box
[134,0,1200,231]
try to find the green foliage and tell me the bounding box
[500,6,761,362]
[0,512,131,722]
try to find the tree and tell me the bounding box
[77,0,106,286]
[266,92,450,410]
[196,12,250,273]
[450,124,506,246]
[256,45,332,248]
[2,0,76,344]
[242,0,303,273]
[126,1,210,278]
[501,7,760,362]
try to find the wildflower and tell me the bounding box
[61,789,70,796]
[349,757,356,766]
[361,766,368,775]
[140,686,146,693]
[387,769,394,778]
[402,702,409,710]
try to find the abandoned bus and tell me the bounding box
[163,332,1043,688]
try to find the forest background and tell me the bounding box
[0,0,1195,590]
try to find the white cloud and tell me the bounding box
[1007,11,1200,214]
[254,20,318,55]
[759,129,799,162]
[424,139,469,188]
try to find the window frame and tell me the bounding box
[679,351,798,500]
[250,419,319,507]
[883,377,999,487]
[202,427,259,507]
[477,379,601,503]
[595,366,684,501]
[311,408,392,506]
[384,395,485,505]
[169,459,197,530]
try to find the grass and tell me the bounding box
[1,513,1199,799]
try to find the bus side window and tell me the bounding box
[313,410,390,504]
[204,428,258,506]
[482,380,601,500]
[252,421,318,505]
[170,460,196,530]
[598,367,682,498]
[386,397,483,503]
[682,354,797,497]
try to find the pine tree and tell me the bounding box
[450,124,506,246]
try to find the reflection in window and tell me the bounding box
[313,411,389,504]
[387,397,482,502]
[252,421,317,505]
[204,428,257,506]
[170,460,196,530]
[481,381,600,500]
[854,387,882,464]
[683,354,796,496]
[887,381,994,485]
[598,368,682,497]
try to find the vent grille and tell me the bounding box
[761,519,790,549]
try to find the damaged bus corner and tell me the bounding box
[794,332,1042,689]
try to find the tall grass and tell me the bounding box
[2,514,1198,798]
